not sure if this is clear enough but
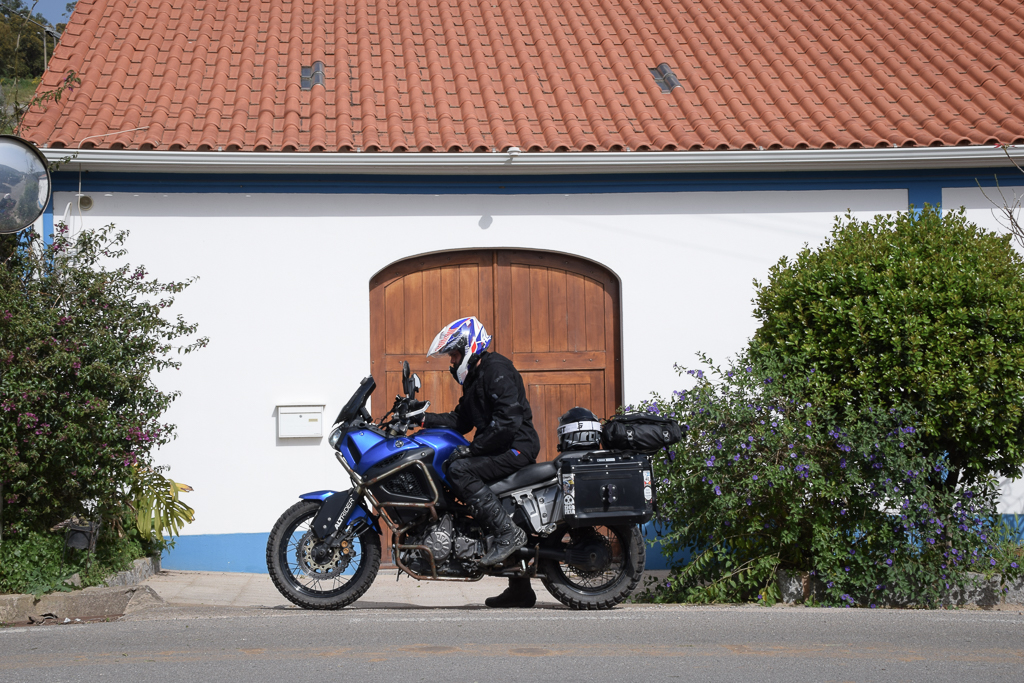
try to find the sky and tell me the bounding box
[19,0,71,28]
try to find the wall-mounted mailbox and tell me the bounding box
[278,405,325,439]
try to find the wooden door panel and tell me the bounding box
[525,370,604,463]
[370,249,621,563]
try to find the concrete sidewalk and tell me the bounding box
[141,569,569,609]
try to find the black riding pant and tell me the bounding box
[447,449,533,501]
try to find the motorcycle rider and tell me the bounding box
[415,316,540,608]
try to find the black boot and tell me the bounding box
[466,489,526,567]
[485,576,536,608]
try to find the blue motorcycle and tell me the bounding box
[266,362,653,610]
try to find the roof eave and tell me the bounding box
[40,146,1024,176]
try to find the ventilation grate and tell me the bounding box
[382,471,426,498]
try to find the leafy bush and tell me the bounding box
[637,354,1021,607]
[0,224,205,541]
[0,524,147,596]
[750,207,1024,486]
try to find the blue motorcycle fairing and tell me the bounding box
[300,490,381,537]
[333,424,469,485]
[412,428,471,484]
[338,428,387,469]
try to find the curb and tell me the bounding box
[0,585,164,625]
[0,556,163,625]
[778,569,1024,608]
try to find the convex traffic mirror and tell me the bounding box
[0,135,51,234]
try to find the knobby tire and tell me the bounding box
[266,499,381,610]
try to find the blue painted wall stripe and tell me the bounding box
[42,193,53,244]
[162,533,270,574]
[52,167,1023,196]
[161,517,1023,574]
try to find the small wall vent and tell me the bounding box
[650,63,682,94]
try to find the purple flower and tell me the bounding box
[886,559,893,566]
[706,457,716,467]
[714,485,722,496]
[1011,562,1018,569]
[752,475,758,481]
[927,538,935,545]
[840,458,846,468]
[806,420,812,427]
[990,559,997,566]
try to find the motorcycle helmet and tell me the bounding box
[426,316,492,385]
[557,407,603,452]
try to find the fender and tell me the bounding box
[301,490,381,538]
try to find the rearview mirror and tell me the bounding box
[0,135,51,235]
[402,361,420,398]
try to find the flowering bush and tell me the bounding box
[0,224,206,540]
[751,207,1024,488]
[638,353,1021,607]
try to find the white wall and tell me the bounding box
[55,187,910,534]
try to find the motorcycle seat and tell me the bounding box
[489,453,566,496]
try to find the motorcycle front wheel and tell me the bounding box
[538,524,645,610]
[266,499,381,609]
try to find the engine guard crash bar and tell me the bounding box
[335,451,484,582]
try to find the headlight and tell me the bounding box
[328,427,343,450]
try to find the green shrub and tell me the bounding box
[751,206,1024,486]
[637,354,1021,607]
[0,224,205,540]
[0,519,147,596]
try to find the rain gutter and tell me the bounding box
[39,146,1024,176]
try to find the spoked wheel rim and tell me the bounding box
[553,525,627,593]
[278,508,366,598]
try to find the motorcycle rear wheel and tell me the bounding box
[266,499,381,609]
[539,524,645,610]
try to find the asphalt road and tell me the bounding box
[1,603,1022,682]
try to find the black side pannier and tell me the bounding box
[602,413,682,452]
[559,452,655,527]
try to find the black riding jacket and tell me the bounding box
[422,351,540,460]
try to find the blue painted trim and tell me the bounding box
[162,533,269,574]
[643,521,692,571]
[907,180,943,212]
[42,192,53,244]
[51,167,1024,196]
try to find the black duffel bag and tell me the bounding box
[602,412,683,452]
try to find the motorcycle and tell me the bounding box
[266,362,657,610]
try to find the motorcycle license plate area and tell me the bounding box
[559,453,654,527]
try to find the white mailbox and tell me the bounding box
[278,405,325,438]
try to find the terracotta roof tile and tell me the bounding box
[23,0,1024,152]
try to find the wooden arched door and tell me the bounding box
[368,249,622,561]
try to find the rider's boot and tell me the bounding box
[485,576,536,608]
[467,489,526,567]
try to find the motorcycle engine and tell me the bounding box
[422,514,453,562]
[402,514,484,577]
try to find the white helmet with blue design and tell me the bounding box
[426,316,492,385]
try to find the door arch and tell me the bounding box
[369,249,622,564]
[369,249,622,461]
